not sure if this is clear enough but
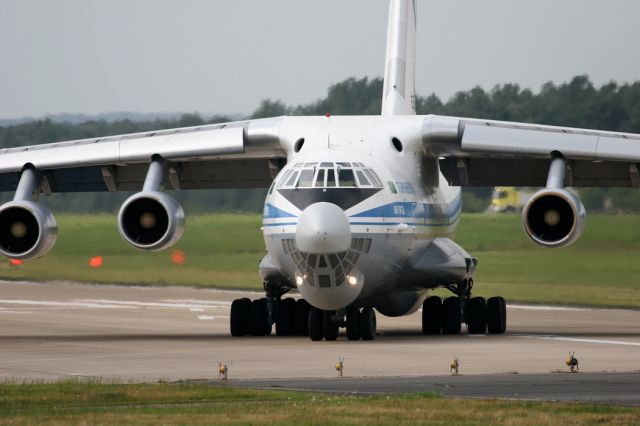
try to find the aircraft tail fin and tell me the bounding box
[381,0,417,116]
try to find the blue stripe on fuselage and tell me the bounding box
[263,203,297,219]
[262,194,462,225]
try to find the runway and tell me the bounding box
[1,280,639,403]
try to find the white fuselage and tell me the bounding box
[261,116,461,311]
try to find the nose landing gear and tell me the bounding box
[308,306,377,341]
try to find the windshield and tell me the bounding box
[277,162,382,189]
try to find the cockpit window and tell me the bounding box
[276,162,382,189]
[338,168,356,187]
[297,169,315,188]
[326,168,337,187]
[314,169,325,188]
[285,171,299,187]
[278,170,292,186]
[363,169,381,187]
[356,170,371,186]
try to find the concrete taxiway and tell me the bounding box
[1,280,639,403]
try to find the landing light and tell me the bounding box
[347,276,357,286]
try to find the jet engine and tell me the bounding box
[522,188,585,248]
[117,191,184,251]
[0,201,57,259]
[522,153,586,248]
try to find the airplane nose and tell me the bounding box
[295,202,351,254]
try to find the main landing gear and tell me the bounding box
[230,281,311,337]
[421,279,507,335]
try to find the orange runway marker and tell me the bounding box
[171,250,186,266]
[89,256,103,268]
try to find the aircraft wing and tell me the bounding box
[423,115,640,187]
[0,118,286,193]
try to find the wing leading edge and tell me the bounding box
[422,115,640,188]
[0,118,286,193]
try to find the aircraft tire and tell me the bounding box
[323,310,339,341]
[466,297,487,334]
[487,296,507,334]
[308,307,324,341]
[250,298,271,336]
[230,298,251,336]
[359,307,376,341]
[441,297,461,334]
[346,307,361,340]
[421,296,442,334]
[294,299,311,336]
[276,297,295,336]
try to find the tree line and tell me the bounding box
[1,75,640,213]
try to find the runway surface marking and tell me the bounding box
[516,334,640,347]
[0,298,230,310]
[507,304,630,313]
[197,315,229,321]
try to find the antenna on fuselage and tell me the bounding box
[381,0,417,116]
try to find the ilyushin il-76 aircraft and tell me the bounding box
[2,0,640,341]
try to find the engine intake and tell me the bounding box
[522,188,585,248]
[118,191,184,251]
[0,201,57,259]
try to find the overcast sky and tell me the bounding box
[2,0,640,119]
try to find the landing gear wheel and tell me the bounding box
[441,297,461,334]
[323,310,339,341]
[294,299,311,336]
[487,296,507,334]
[359,307,376,340]
[421,296,442,334]
[308,307,323,341]
[230,298,251,336]
[466,297,487,334]
[346,307,361,340]
[276,297,295,336]
[250,298,271,336]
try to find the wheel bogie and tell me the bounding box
[250,298,271,336]
[441,296,461,334]
[308,307,324,341]
[275,297,295,336]
[466,297,487,334]
[422,296,442,334]
[323,310,339,341]
[294,299,311,336]
[487,296,507,334]
[230,298,251,336]
[359,307,377,340]
[346,307,360,340]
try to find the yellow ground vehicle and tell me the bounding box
[490,187,521,212]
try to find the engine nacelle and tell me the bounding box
[117,191,185,251]
[522,188,585,248]
[0,201,57,259]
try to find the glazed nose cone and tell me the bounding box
[295,202,351,254]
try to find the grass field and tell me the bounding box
[0,381,638,425]
[1,213,640,308]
